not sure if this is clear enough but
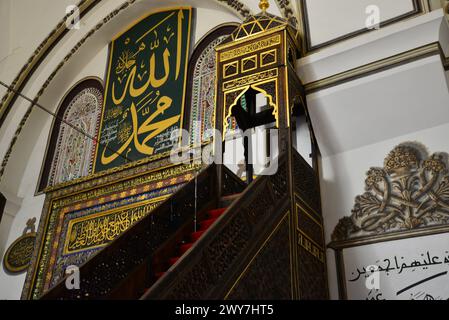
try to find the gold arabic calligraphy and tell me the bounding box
[99,9,189,167]
[66,201,162,253]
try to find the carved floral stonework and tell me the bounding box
[215,0,252,19]
[332,143,449,242]
[274,0,298,27]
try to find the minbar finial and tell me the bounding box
[259,0,270,12]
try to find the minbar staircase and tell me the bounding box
[41,151,328,300]
[151,205,230,286]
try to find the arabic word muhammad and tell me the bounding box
[94,8,192,172]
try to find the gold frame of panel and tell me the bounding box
[62,195,170,255]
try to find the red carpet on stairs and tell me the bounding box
[199,218,216,230]
[155,207,228,280]
[191,231,204,242]
[179,243,192,254]
[208,208,227,218]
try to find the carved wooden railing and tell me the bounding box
[41,163,220,300]
[142,155,290,299]
[220,163,249,190]
[41,149,325,299]
[292,150,321,214]
[221,165,248,197]
[291,149,328,299]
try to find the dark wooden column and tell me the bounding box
[0,193,5,225]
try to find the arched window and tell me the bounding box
[184,24,238,145]
[38,78,103,190]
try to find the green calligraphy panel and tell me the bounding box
[94,8,192,172]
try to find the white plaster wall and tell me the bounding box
[0,0,11,71]
[0,0,243,86]
[0,0,75,84]
[430,0,448,10]
[321,121,449,299]
[304,0,416,48]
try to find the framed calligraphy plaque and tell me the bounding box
[63,196,169,254]
[337,232,449,300]
[3,218,37,274]
[93,7,193,173]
